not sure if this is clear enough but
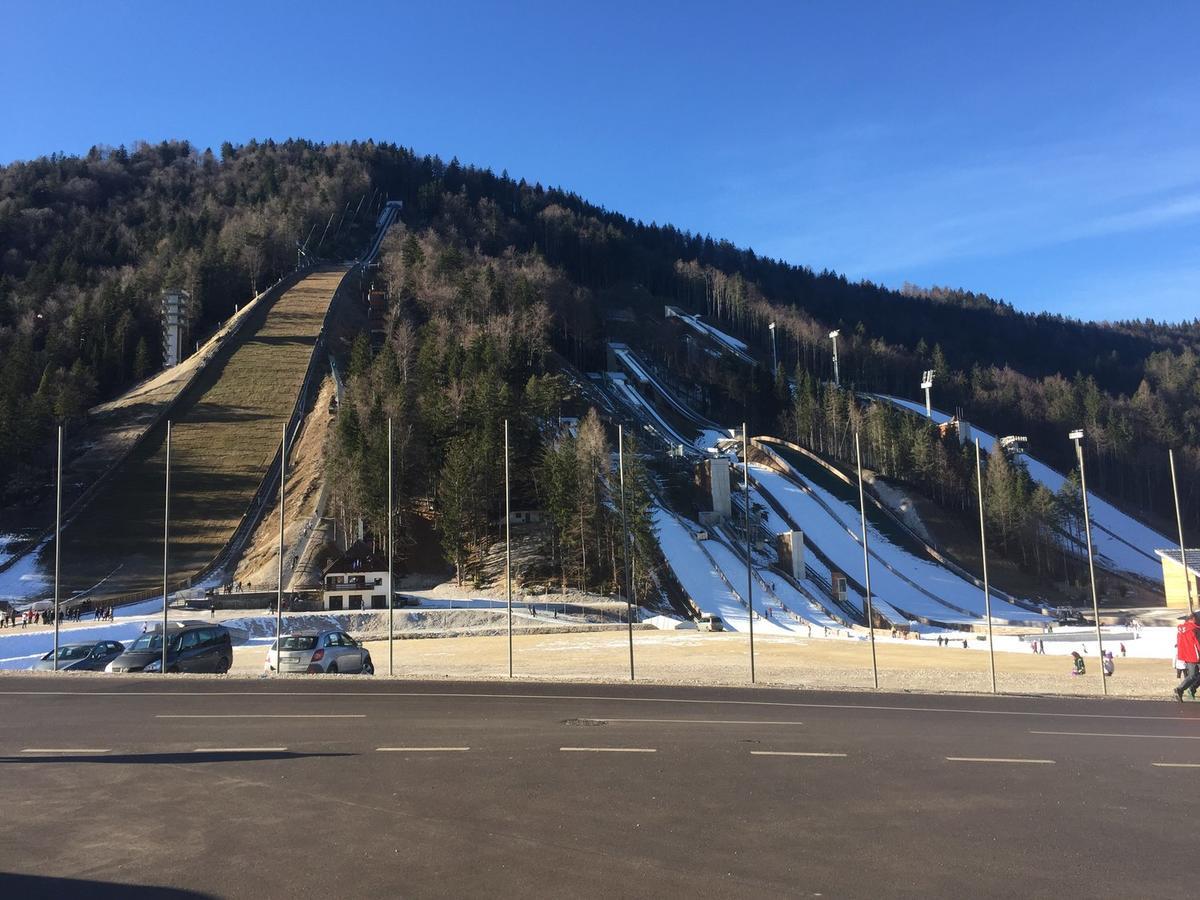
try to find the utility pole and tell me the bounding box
[1170,448,1194,613]
[388,418,395,675]
[53,426,63,671]
[1071,429,1106,695]
[921,370,935,419]
[975,438,997,693]
[277,422,286,664]
[829,330,841,387]
[768,322,778,376]
[743,423,755,684]
[162,421,172,675]
[505,419,513,678]
[619,425,635,680]
[855,432,879,689]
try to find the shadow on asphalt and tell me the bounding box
[0,751,354,765]
[0,872,217,899]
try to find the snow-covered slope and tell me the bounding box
[751,464,1048,626]
[872,394,1168,582]
[652,505,794,634]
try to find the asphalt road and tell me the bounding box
[1,678,1198,898]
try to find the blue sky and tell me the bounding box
[4,1,1198,323]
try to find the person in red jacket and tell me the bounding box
[1174,612,1200,701]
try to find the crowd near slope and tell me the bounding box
[44,267,344,598]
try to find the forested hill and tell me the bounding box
[1,139,1197,531]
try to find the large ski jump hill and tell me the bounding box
[31,267,349,601]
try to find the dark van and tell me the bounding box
[108,623,233,674]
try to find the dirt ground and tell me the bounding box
[234,376,336,590]
[228,628,1178,699]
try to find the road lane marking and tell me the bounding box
[586,718,803,726]
[560,747,657,753]
[1152,763,1200,768]
[946,757,1055,764]
[21,748,110,754]
[193,747,288,753]
[376,747,470,752]
[751,751,846,757]
[157,714,366,719]
[1030,730,1200,740]
[7,688,1200,724]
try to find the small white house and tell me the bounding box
[322,541,394,611]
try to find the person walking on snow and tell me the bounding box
[1174,612,1200,701]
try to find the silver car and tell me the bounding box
[266,630,374,674]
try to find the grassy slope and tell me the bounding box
[47,268,346,598]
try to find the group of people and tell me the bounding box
[935,635,969,648]
[0,603,113,628]
[1174,611,1200,701]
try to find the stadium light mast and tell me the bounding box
[276,422,286,665]
[52,426,63,672]
[854,432,879,689]
[921,370,935,419]
[388,418,395,675]
[161,421,172,675]
[505,419,513,678]
[829,330,841,387]
[743,423,756,684]
[975,438,997,693]
[1071,428,1106,695]
[768,321,778,375]
[1170,448,1194,613]
[619,425,635,680]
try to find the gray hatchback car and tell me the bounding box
[266,630,373,674]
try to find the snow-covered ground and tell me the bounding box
[608,373,699,451]
[751,464,1047,626]
[0,538,51,602]
[667,310,757,364]
[873,393,1169,582]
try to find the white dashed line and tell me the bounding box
[376,747,470,752]
[751,751,846,757]
[586,718,803,726]
[21,748,110,754]
[1152,762,1200,768]
[193,747,288,753]
[560,747,657,753]
[1031,731,1200,740]
[157,714,365,719]
[946,757,1055,765]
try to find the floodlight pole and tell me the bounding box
[277,422,286,664]
[53,426,63,672]
[975,438,997,693]
[162,421,172,675]
[855,432,879,689]
[388,417,394,675]
[769,322,778,375]
[743,423,756,684]
[619,425,634,680]
[921,370,935,419]
[1072,430,1106,695]
[1170,448,1193,613]
[505,419,513,679]
[829,330,841,387]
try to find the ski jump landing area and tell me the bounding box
[36,267,349,601]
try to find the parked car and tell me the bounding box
[33,641,125,671]
[107,624,232,673]
[266,630,374,674]
[696,614,725,632]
